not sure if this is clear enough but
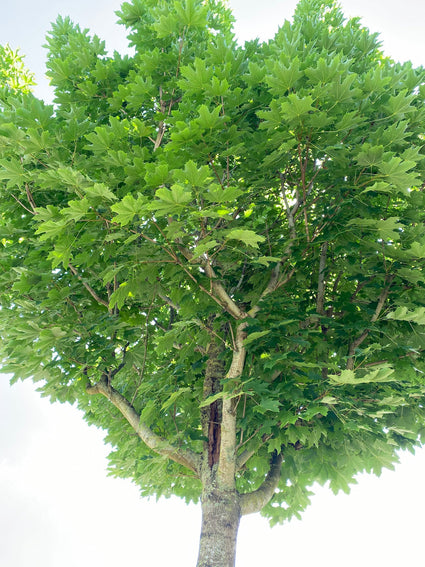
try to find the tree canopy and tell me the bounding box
[1,0,425,563]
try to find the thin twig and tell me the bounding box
[68,264,109,308]
[346,275,395,370]
[317,242,328,316]
[10,192,35,215]
[131,300,153,405]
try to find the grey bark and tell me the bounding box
[196,487,241,567]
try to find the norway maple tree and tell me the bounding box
[2,0,425,565]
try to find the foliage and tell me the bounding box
[0,44,34,98]
[1,0,425,529]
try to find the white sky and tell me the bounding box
[1,1,425,566]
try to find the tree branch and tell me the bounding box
[248,264,281,318]
[158,292,180,311]
[25,183,37,213]
[68,264,109,308]
[86,377,201,474]
[317,241,328,316]
[239,451,283,515]
[246,172,303,318]
[203,257,246,320]
[347,275,395,370]
[10,188,37,215]
[217,321,247,489]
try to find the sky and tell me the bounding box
[1,1,425,566]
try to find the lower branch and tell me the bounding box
[86,376,200,474]
[239,451,283,515]
[236,448,256,470]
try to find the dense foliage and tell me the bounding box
[1,0,425,534]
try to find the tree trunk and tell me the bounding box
[196,488,241,567]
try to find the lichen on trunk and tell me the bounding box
[196,487,241,567]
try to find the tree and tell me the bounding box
[1,0,425,564]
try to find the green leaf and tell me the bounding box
[111,194,146,226]
[161,387,191,411]
[254,256,282,266]
[179,160,211,187]
[356,145,384,167]
[387,306,425,325]
[174,0,207,28]
[385,89,415,116]
[35,219,68,240]
[347,217,402,240]
[280,94,316,122]
[153,13,179,38]
[397,268,425,284]
[153,184,192,215]
[55,167,88,189]
[85,126,114,153]
[199,391,226,408]
[361,181,392,194]
[244,330,271,347]
[378,157,419,192]
[320,396,338,405]
[225,229,265,249]
[108,281,132,310]
[305,55,343,83]
[0,157,29,187]
[329,366,395,385]
[196,105,222,130]
[204,185,243,203]
[84,183,117,201]
[376,217,402,241]
[404,241,425,259]
[266,56,302,94]
[254,398,281,413]
[180,58,213,93]
[191,239,219,259]
[61,198,90,222]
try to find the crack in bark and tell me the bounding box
[217,322,247,490]
[202,340,224,469]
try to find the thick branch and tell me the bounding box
[239,451,283,515]
[236,448,256,470]
[204,259,246,320]
[347,276,395,370]
[248,264,280,318]
[217,322,247,489]
[86,377,200,474]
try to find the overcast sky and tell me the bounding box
[1,1,425,566]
